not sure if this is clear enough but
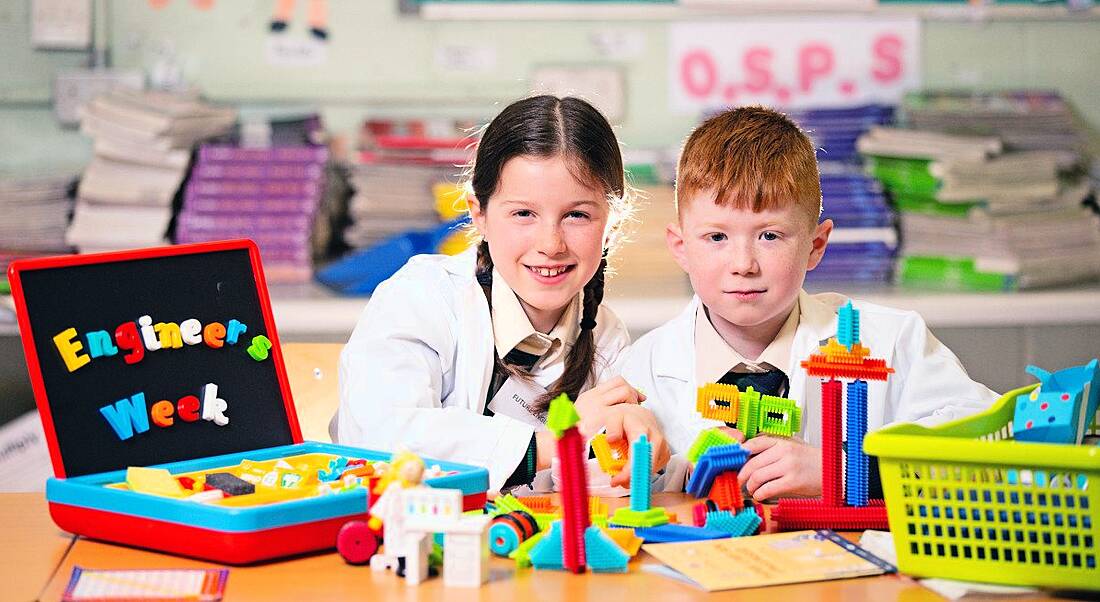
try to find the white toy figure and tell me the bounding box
[368,450,426,579]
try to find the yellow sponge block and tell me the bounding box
[126,466,187,498]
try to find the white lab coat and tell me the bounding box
[618,290,1000,456]
[335,249,631,492]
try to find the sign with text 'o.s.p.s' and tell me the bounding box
[669,18,920,114]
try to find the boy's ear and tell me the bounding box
[665,221,690,273]
[806,218,833,271]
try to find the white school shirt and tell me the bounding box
[334,248,630,491]
[618,289,1000,456]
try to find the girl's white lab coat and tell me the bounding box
[335,249,630,492]
[618,290,1000,456]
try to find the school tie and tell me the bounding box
[715,368,789,429]
[483,348,542,416]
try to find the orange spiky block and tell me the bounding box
[520,496,558,514]
[591,433,629,476]
[708,471,742,511]
[696,382,740,423]
[588,497,608,518]
[801,338,894,381]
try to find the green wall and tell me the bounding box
[2,0,1098,172]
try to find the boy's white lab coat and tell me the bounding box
[335,249,630,492]
[618,290,999,456]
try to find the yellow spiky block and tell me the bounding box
[696,382,740,423]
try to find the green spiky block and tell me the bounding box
[686,428,739,463]
[546,393,579,437]
[608,507,670,528]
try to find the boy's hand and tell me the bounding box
[716,426,746,443]
[582,405,669,488]
[738,436,821,501]
[574,377,645,419]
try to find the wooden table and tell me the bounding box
[2,493,77,602]
[12,492,1057,601]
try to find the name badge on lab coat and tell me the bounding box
[488,376,549,428]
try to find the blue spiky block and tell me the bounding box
[704,508,761,538]
[584,526,629,573]
[634,524,731,543]
[686,443,750,498]
[838,300,860,350]
[845,379,869,507]
[630,434,652,512]
[528,521,564,570]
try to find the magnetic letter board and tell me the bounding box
[9,240,300,478]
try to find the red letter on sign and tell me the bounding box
[798,43,834,93]
[872,34,903,83]
[743,47,773,94]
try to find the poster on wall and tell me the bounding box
[668,18,920,114]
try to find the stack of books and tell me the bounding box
[787,104,895,165]
[858,127,1099,290]
[343,118,474,250]
[67,89,236,253]
[809,168,897,285]
[176,145,331,283]
[0,172,76,262]
[786,106,898,286]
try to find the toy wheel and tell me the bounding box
[489,521,522,556]
[337,520,380,565]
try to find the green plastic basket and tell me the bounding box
[864,384,1100,590]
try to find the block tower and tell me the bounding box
[773,301,894,530]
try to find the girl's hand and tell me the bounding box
[738,436,822,501]
[573,377,645,420]
[593,405,670,488]
[716,426,746,443]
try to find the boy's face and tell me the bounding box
[667,194,832,334]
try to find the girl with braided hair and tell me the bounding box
[334,95,669,493]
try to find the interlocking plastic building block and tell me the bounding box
[528,521,565,570]
[696,382,740,423]
[634,524,731,543]
[704,508,761,538]
[601,527,642,557]
[126,467,187,498]
[491,494,535,517]
[610,434,670,528]
[686,444,750,499]
[629,434,652,511]
[756,394,802,437]
[547,394,590,574]
[820,378,843,507]
[707,471,742,511]
[692,502,708,527]
[509,531,545,568]
[1014,359,1099,444]
[489,511,539,556]
[837,300,860,350]
[686,428,739,463]
[738,386,762,437]
[845,380,870,507]
[771,498,888,531]
[591,433,628,476]
[584,526,629,573]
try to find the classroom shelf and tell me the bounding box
[267,282,1100,337]
[416,2,1100,22]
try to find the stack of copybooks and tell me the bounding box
[177,145,331,283]
[858,127,1099,290]
[67,89,236,253]
[788,104,895,165]
[902,90,1088,154]
[0,172,76,259]
[787,106,898,285]
[343,118,474,250]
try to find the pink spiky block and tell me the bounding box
[557,427,590,573]
[771,498,888,531]
[821,378,843,507]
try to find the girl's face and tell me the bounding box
[470,155,610,333]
